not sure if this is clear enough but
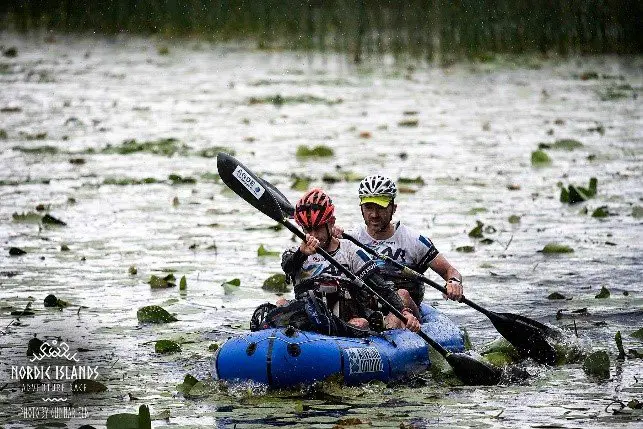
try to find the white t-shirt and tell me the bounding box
[285,239,372,285]
[350,222,439,302]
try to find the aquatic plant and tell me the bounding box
[2,1,637,61]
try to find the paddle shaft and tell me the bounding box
[280,219,454,358]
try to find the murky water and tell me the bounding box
[1,34,641,428]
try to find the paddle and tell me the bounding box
[255,170,560,365]
[217,152,502,385]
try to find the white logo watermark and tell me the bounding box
[9,339,101,420]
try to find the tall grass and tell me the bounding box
[1,0,640,61]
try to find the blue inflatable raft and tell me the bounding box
[212,303,465,388]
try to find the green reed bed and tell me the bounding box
[1,0,640,61]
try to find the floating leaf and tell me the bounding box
[106,413,138,429]
[296,145,334,158]
[128,265,137,275]
[102,138,189,156]
[155,340,181,354]
[169,174,196,184]
[541,243,574,254]
[197,146,235,158]
[398,119,419,127]
[632,206,643,219]
[468,207,488,215]
[257,244,280,257]
[176,374,199,394]
[591,206,609,218]
[12,212,42,223]
[552,139,583,150]
[595,286,610,299]
[222,278,241,294]
[137,306,177,323]
[582,350,610,379]
[9,247,26,256]
[456,246,475,253]
[291,176,310,190]
[631,328,643,340]
[531,150,552,166]
[42,214,66,226]
[208,343,219,352]
[547,292,567,300]
[179,275,187,291]
[480,238,494,245]
[508,215,521,224]
[468,221,484,238]
[262,273,288,292]
[398,176,425,185]
[149,274,176,289]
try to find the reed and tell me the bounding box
[1,0,639,61]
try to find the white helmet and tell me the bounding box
[358,175,397,199]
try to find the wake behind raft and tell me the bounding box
[212,303,465,388]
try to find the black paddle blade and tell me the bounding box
[445,352,502,386]
[216,153,287,223]
[490,312,560,365]
[259,178,295,217]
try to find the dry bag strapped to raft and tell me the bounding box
[249,292,370,338]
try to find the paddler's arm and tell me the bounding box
[428,254,463,301]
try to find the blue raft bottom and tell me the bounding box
[213,303,465,388]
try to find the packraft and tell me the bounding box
[212,303,465,388]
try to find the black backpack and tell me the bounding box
[250,291,370,338]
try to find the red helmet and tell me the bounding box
[294,188,335,229]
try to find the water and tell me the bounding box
[1,34,641,428]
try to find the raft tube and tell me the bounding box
[212,303,465,388]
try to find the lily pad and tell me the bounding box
[508,215,521,224]
[155,340,181,354]
[296,145,334,158]
[582,350,610,379]
[136,305,177,323]
[291,176,310,190]
[42,214,66,226]
[102,138,189,157]
[468,221,484,238]
[630,328,643,340]
[262,273,288,293]
[9,247,27,256]
[398,176,425,185]
[106,413,138,429]
[12,212,42,223]
[552,139,583,150]
[149,274,176,289]
[222,278,241,294]
[547,292,567,300]
[591,206,609,218]
[540,243,574,254]
[468,207,488,215]
[531,150,552,166]
[169,174,196,184]
[398,119,419,127]
[176,374,199,394]
[595,286,610,299]
[258,244,280,257]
